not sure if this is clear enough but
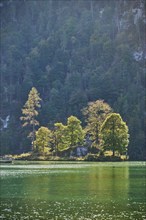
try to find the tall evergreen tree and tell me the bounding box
[20,87,41,150]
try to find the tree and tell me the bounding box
[34,126,52,154]
[52,117,85,156]
[20,87,41,150]
[100,113,129,156]
[52,122,68,155]
[82,100,112,148]
[66,115,85,150]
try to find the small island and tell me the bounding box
[8,87,129,163]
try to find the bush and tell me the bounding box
[84,153,99,161]
[84,153,122,161]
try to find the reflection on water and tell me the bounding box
[0,162,146,219]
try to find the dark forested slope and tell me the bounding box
[0,0,145,159]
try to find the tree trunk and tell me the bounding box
[55,143,58,156]
[32,120,35,151]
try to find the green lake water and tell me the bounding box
[0,161,146,220]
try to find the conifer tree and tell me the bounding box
[20,87,41,150]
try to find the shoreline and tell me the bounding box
[1,154,145,163]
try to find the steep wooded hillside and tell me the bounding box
[0,0,145,159]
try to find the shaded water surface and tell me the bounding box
[0,161,146,219]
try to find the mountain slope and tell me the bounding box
[0,0,145,159]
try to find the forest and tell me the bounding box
[0,0,146,160]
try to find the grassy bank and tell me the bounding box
[7,151,127,162]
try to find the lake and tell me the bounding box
[0,161,146,220]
